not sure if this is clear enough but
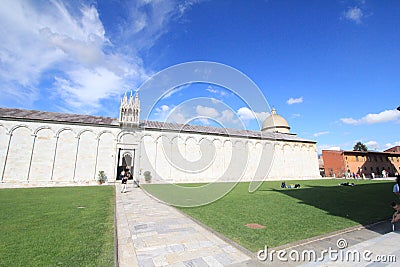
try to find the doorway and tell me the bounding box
[116,149,135,180]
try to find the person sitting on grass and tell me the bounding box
[287,183,301,189]
[281,181,286,188]
[390,202,400,224]
[339,182,355,186]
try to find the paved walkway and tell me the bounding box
[299,231,400,266]
[115,185,251,267]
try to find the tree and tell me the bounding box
[353,142,368,151]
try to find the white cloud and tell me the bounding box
[255,111,269,122]
[220,109,235,122]
[0,0,200,113]
[341,118,358,124]
[40,27,106,67]
[210,98,219,104]
[237,107,256,120]
[169,112,188,124]
[365,140,378,150]
[159,105,171,112]
[206,86,228,97]
[154,105,192,124]
[154,104,232,126]
[237,107,268,122]
[344,7,363,24]
[206,86,218,94]
[0,0,147,112]
[152,103,268,130]
[195,105,242,127]
[122,0,199,52]
[313,131,330,137]
[54,67,123,109]
[163,86,186,98]
[286,97,303,105]
[196,105,220,118]
[340,109,400,125]
[178,0,202,14]
[291,113,301,118]
[163,83,197,99]
[153,104,172,121]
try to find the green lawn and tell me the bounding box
[143,179,396,252]
[0,186,115,267]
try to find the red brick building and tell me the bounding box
[322,149,400,178]
[385,146,400,153]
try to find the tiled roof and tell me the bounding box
[140,120,313,143]
[0,107,315,143]
[325,149,400,155]
[0,107,119,126]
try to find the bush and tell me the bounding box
[143,171,152,183]
[97,171,107,184]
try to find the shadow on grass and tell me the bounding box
[269,181,395,229]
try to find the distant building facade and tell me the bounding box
[0,93,321,184]
[322,149,400,178]
[385,146,400,153]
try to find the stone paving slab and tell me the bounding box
[299,231,400,267]
[116,185,251,267]
[232,221,396,267]
[116,185,139,267]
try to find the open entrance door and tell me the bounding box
[116,148,135,180]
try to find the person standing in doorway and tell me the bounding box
[119,170,125,180]
[121,171,128,193]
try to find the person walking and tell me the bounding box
[121,172,128,193]
[393,174,400,197]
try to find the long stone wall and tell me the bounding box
[138,131,321,183]
[0,120,119,183]
[0,119,320,184]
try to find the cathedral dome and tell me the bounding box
[261,108,290,133]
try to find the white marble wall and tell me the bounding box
[138,131,321,183]
[0,119,320,184]
[0,120,119,183]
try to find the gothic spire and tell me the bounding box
[119,90,140,126]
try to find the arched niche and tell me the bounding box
[53,129,77,181]
[75,130,97,182]
[29,127,56,181]
[3,126,33,181]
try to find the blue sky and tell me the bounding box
[1,0,400,153]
